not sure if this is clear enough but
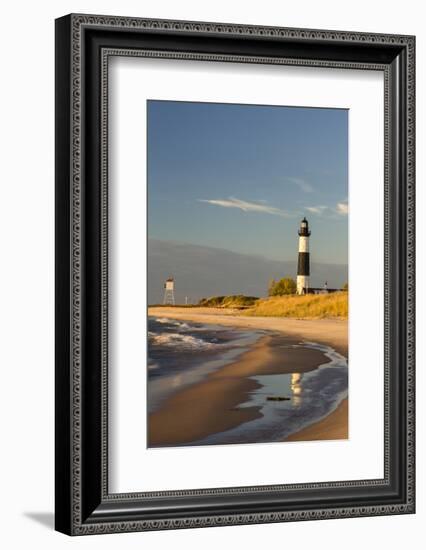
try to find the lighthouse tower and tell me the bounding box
[297,217,311,295]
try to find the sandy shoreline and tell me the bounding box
[285,398,348,442]
[148,307,348,446]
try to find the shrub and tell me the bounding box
[198,295,259,308]
[268,277,297,296]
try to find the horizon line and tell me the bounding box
[148,237,348,267]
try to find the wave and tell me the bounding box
[153,317,205,332]
[148,331,219,350]
[155,317,184,325]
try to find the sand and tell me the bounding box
[148,307,348,446]
[285,398,348,442]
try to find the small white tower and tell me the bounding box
[163,277,175,305]
[297,218,311,295]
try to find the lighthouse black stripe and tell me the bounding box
[297,252,310,276]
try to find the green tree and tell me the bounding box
[268,277,297,296]
[342,282,348,291]
[268,278,277,296]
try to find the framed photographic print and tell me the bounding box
[55,14,415,535]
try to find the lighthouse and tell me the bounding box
[297,217,311,295]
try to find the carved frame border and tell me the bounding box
[55,13,415,535]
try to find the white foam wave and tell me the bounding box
[154,317,195,330]
[155,317,179,324]
[148,331,217,350]
[153,317,210,332]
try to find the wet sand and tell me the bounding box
[148,334,329,446]
[148,307,348,446]
[285,398,348,442]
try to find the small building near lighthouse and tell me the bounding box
[296,217,311,295]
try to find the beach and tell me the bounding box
[149,307,348,356]
[148,307,348,447]
[285,398,348,441]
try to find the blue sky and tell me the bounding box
[147,100,348,265]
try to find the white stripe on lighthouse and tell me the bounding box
[297,275,309,295]
[298,236,309,253]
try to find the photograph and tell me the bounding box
[147,100,349,447]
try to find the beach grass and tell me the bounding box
[244,292,348,319]
[198,295,259,308]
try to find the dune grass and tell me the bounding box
[244,292,348,319]
[197,295,259,308]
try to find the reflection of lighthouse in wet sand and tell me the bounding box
[291,373,302,406]
[297,217,311,295]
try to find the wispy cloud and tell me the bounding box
[198,197,292,217]
[305,200,348,217]
[283,177,314,193]
[336,201,349,215]
[305,205,327,215]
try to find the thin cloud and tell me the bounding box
[304,200,348,217]
[336,201,349,215]
[305,205,327,215]
[283,177,314,193]
[198,197,292,217]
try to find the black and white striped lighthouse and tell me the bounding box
[297,217,311,295]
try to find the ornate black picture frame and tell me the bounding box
[55,14,415,535]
